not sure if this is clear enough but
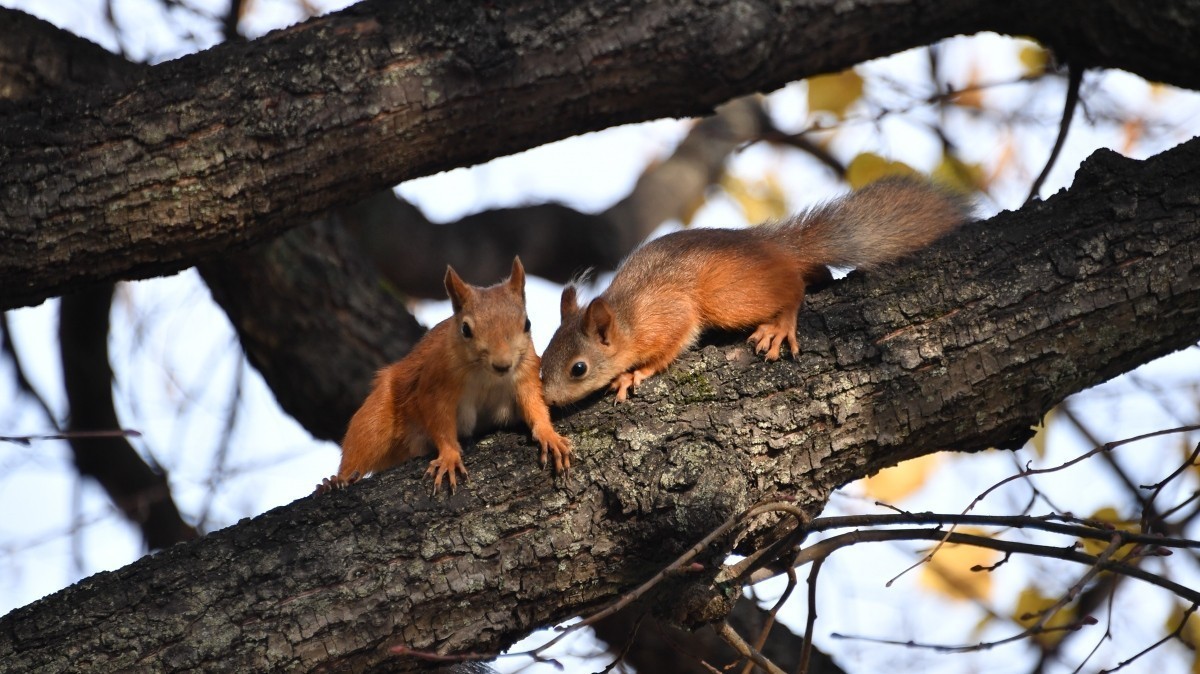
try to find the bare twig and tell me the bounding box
[1142,441,1200,524]
[1100,603,1199,673]
[740,567,798,674]
[0,313,62,431]
[883,424,1200,586]
[1027,64,1083,202]
[596,612,646,674]
[196,352,245,532]
[717,621,787,674]
[787,529,1197,604]
[798,558,824,674]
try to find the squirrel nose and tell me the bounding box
[492,360,512,374]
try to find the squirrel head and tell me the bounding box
[445,257,532,377]
[541,285,629,406]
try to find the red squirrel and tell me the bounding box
[319,258,571,495]
[540,178,970,405]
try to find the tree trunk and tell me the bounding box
[3,139,1197,670]
[3,0,1200,309]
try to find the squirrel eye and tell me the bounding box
[570,361,588,378]
[524,317,531,333]
[460,322,473,339]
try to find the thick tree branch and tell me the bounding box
[2,0,1200,309]
[350,96,771,296]
[2,137,1197,670]
[199,215,425,442]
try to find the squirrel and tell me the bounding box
[540,177,971,406]
[318,257,571,495]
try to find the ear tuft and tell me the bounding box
[508,256,526,296]
[444,266,471,313]
[560,286,580,322]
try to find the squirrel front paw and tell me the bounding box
[537,430,572,476]
[425,451,467,495]
[609,368,654,402]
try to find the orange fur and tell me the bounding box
[541,178,970,405]
[320,258,571,495]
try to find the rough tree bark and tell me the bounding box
[3,1,1200,672]
[2,137,1197,670]
[2,0,1200,309]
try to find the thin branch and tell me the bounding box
[1060,406,1165,533]
[1142,441,1200,521]
[797,557,824,674]
[716,621,787,674]
[195,351,245,532]
[595,612,645,674]
[1027,63,1083,203]
[884,424,1200,586]
[0,313,62,431]
[786,529,1198,604]
[740,566,798,674]
[1023,535,1118,633]
[803,512,1200,551]
[1100,603,1199,673]
[1072,577,1120,674]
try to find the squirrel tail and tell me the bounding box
[769,177,972,270]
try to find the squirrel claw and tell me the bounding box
[426,454,467,496]
[748,323,799,361]
[538,433,573,478]
[610,375,633,402]
[610,369,653,403]
[313,471,361,496]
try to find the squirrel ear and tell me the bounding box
[560,286,579,322]
[444,265,472,313]
[583,297,616,346]
[507,256,526,295]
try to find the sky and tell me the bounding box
[1,2,1200,672]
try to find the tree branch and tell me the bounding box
[3,0,1200,309]
[2,132,1198,669]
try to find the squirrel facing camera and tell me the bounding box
[540,178,971,406]
[317,257,571,497]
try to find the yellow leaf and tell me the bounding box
[720,173,789,225]
[1182,434,1200,479]
[970,613,995,641]
[1168,603,1200,648]
[807,69,864,118]
[860,453,941,503]
[1013,586,1075,646]
[844,153,919,190]
[1080,507,1139,559]
[932,153,984,195]
[1166,604,1200,673]
[917,528,999,602]
[1018,43,1050,78]
[1027,408,1056,459]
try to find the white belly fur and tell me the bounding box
[456,369,517,436]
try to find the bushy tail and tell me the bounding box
[770,177,972,269]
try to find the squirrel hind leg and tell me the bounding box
[610,365,660,402]
[748,310,800,361]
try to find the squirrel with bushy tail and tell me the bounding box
[540,177,971,406]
